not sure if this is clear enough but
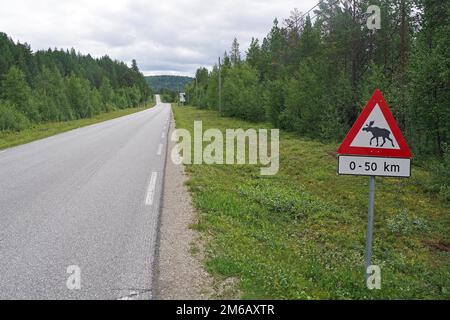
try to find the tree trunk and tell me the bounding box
[400,0,406,77]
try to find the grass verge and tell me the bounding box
[0,105,152,150]
[173,105,449,300]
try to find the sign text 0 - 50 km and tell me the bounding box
[338,155,411,177]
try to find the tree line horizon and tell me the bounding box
[185,0,449,160]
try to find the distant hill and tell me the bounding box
[145,75,194,92]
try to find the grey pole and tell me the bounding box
[365,176,376,281]
[218,57,222,116]
[195,76,198,104]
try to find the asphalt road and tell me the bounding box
[0,95,171,299]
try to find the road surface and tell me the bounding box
[0,95,171,299]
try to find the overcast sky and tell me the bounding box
[0,0,317,76]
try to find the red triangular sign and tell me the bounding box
[338,89,411,158]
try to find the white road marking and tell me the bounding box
[118,290,139,300]
[161,132,165,139]
[145,172,158,206]
[157,143,163,156]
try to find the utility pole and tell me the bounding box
[195,75,198,105]
[218,57,222,116]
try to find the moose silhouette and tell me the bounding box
[362,121,395,147]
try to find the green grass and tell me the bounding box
[172,105,450,300]
[0,105,152,150]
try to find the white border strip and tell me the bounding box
[145,172,158,206]
[157,143,163,156]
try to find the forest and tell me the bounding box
[145,75,194,103]
[185,0,449,161]
[145,75,193,92]
[0,32,151,131]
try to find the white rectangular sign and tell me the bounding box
[338,155,411,177]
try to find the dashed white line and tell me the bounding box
[145,172,158,206]
[161,132,165,139]
[118,291,139,300]
[157,143,163,156]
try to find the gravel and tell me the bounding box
[154,112,214,300]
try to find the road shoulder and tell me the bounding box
[154,111,214,300]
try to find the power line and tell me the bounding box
[284,1,321,28]
[310,0,341,22]
[302,0,325,18]
[288,0,341,27]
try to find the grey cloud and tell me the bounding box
[0,0,317,76]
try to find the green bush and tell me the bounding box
[0,101,30,131]
[238,181,341,220]
[222,64,264,122]
[387,209,430,235]
[435,143,450,201]
[412,144,450,203]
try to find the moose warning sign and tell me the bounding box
[338,89,411,177]
[337,90,412,286]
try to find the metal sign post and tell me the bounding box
[364,176,375,281]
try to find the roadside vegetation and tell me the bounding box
[0,105,152,150]
[0,32,151,133]
[173,105,449,299]
[159,88,179,103]
[185,1,449,196]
